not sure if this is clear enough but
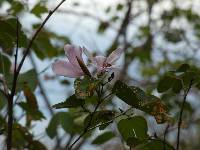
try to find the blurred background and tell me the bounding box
[0,0,200,149]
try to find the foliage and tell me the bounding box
[0,0,200,150]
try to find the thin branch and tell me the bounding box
[6,1,66,149]
[164,124,170,150]
[67,101,101,150]
[29,53,54,115]
[6,17,19,150]
[176,79,193,150]
[87,107,133,132]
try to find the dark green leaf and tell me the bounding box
[157,75,175,93]
[176,64,190,72]
[0,52,11,74]
[172,78,183,93]
[0,18,28,54]
[116,4,123,11]
[134,139,174,150]
[84,110,114,129]
[113,81,169,123]
[92,131,115,145]
[98,22,109,33]
[53,94,85,109]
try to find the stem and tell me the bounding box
[164,124,169,150]
[6,17,19,150]
[67,102,101,150]
[6,1,66,149]
[176,79,193,150]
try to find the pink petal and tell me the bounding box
[93,56,106,72]
[94,55,106,65]
[52,60,84,78]
[106,48,123,64]
[64,44,84,67]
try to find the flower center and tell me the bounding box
[103,62,112,68]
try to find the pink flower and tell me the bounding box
[84,47,124,72]
[52,44,86,78]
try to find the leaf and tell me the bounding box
[8,1,24,15]
[164,29,183,43]
[0,90,6,110]
[118,116,148,142]
[6,69,37,93]
[29,141,47,150]
[112,80,145,107]
[0,52,11,74]
[134,139,174,150]
[113,81,169,124]
[23,87,38,110]
[74,77,100,99]
[172,78,183,93]
[116,3,123,11]
[157,75,175,93]
[0,18,28,54]
[98,22,109,33]
[53,94,85,109]
[176,64,190,72]
[92,131,115,145]
[46,112,78,139]
[84,110,114,130]
[31,3,48,18]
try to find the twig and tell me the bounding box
[6,1,66,149]
[176,79,193,150]
[6,17,19,150]
[164,124,170,150]
[67,101,101,150]
[87,107,133,132]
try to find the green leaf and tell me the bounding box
[31,3,48,18]
[98,22,109,33]
[113,81,169,124]
[157,75,175,93]
[116,3,123,11]
[0,18,28,54]
[0,52,11,74]
[6,69,37,93]
[176,64,190,72]
[74,77,100,99]
[8,1,24,15]
[172,78,183,93]
[46,112,77,138]
[134,139,174,150]
[164,29,183,43]
[29,141,47,150]
[118,116,148,142]
[92,131,115,145]
[0,90,7,110]
[84,110,114,129]
[52,94,85,109]
[112,80,145,107]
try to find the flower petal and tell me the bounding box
[106,48,123,64]
[52,60,84,78]
[64,44,83,67]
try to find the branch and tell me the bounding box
[67,101,101,150]
[6,17,19,150]
[176,79,193,150]
[6,1,66,149]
